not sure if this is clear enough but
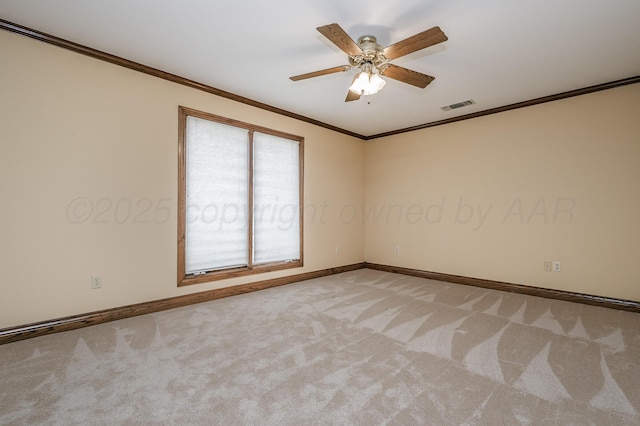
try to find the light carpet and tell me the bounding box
[1,269,639,425]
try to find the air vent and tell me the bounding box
[441,99,475,111]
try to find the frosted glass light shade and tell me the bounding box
[348,71,386,95]
[367,73,386,94]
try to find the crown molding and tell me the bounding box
[2,18,639,140]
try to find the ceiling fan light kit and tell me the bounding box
[290,23,448,102]
[348,63,386,96]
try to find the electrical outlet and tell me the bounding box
[91,276,102,289]
[335,247,340,255]
[552,261,561,272]
[544,261,552,272]
[395,246,400,255]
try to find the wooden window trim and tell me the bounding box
[177,106,304,287]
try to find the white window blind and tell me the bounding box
[253,132,300,264]
[185,116,249,273]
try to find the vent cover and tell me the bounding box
[441,99,475,111]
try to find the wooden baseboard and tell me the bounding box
[0,263,365,345]
[4,261,637,346]
[364,262,640,313]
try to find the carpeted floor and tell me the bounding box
[1,269,639,425]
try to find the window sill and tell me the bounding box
[178,260,303,287]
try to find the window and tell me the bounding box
[178,106,303,286]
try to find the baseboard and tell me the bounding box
[4,261,637,346]
[364,262,640,313]
[0,262,365,345]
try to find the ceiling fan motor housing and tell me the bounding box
[357,35,382,54]
[351,35,388,71]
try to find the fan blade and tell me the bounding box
[383,26,448,60]
[317,23,362,56]
[290,65,349,81]
[381,64,435,88]
[345,90,361,102]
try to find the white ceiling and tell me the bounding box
[1,0,639,137]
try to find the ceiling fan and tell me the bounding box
[290,23,448,102]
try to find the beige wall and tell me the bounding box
[365,83,640,301]
[1,29,639,329]
[0,31,365,328]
